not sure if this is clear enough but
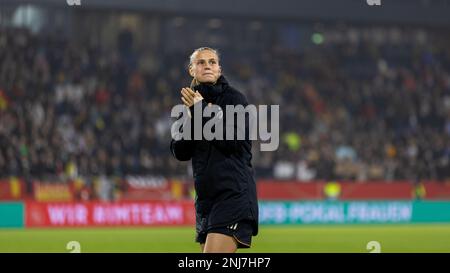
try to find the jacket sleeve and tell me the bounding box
[170,111,197,161]
[170,138,195,161]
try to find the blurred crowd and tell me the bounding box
[0,20,449,183]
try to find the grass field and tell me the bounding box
[1,224,450,253]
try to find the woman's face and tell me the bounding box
[189,50,221,84]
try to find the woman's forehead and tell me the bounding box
[194,50,218,60]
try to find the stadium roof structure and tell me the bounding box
[1,0,450,26]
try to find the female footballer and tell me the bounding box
[170,47,259,253]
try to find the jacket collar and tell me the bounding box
[193,75,228,102]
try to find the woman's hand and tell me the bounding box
[181,87,203,108]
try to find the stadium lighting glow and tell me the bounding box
[312,33,324,44]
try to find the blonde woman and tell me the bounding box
[170,47,258,253]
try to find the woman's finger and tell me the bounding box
[195,91,203,97]
[181,90,193,103]
[187,88,196,95]
[181,88,192,98]
[186,93,194,104]
[181,97,191,106]
[181,97,191,107]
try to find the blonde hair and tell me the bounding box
[189,47,220,67]
[189,47,220,88]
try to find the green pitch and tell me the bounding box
[1,224,450,253]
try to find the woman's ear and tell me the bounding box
[188,65,195,77]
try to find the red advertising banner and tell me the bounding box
[0,178,25,200]
[33,181,74,202]
[121,176,173,200]
[257,180,450,200]
[25,200,195,227]
[420,181,450,199]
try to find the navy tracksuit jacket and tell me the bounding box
[170,75,258,235]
